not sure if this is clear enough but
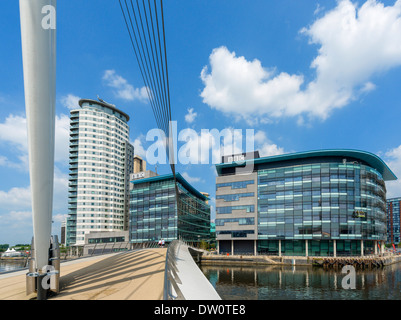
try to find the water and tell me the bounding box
[0,260,27,274]
[200,263,401,300]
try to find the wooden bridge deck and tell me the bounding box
[0,248,167,300]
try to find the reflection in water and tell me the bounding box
[0,261,26,273]
[201,263,401,300]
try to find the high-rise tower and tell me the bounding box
[66,98,134,246]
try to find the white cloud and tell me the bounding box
[103,70,148,102]
[181,172,204,184]
[0,155,7,166]
[52,213,68,224]
[314,3,325,15]
[60,94,81,110]
[0,113,70,169]
[384,145,401,199]
[0,114,29,153]
[359,81,376,94]
[0,169,68,212]
[0,186,32,210]
[52,167,69,211]
[54,114,71,165]
[254,131,285,157]
[200,0,401,123]
[185,108,198,124]
[177,127,285,165]
[0,166,69,244]
[131,135,147,158]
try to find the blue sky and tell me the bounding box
[1,0,401,245]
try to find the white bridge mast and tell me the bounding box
[19,0,56,279]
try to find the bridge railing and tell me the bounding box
[163,240,185,300]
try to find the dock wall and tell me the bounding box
[200,254,401,268]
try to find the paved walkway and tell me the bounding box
[0,248,167,300]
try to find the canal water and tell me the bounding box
[0,260,27,274]
[200,263,401,300]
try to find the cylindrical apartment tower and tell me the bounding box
[66,99,134,246]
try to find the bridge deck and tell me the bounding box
[0,248,167,300]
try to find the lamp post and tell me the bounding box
[19,0,57,300]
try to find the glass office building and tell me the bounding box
[129,173,211,245]
[387,198,401,246]
[215,150,397,257]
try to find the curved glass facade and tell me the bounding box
[258,162,387,241]
[216,150,395,257]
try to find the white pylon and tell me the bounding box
[19,0,56,272]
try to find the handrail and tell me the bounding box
[163,240,185,300]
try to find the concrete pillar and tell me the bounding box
[374,240,377,255]
[254,240,257,256]
[333,240,337,257]
[361,240,364,257]
[305,239,308,257]
[231,240,234,255]
[278,239,282,257]
[381,241,385,255]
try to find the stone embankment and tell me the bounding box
[199,253,401,268]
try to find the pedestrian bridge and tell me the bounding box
[0,241,221,300]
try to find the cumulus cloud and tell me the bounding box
[103,70,148,102]
[0,114,29,153]
[60,94,81,110]
[254,131,285,157]
[177,127,285,165]
[181,172,204,184]
[0,186,32,210]
[200,0,401,123]
[0,113,71,169]
[131,135,147,158]
[384,145,401,199]
[0,169,68,212]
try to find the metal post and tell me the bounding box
[305,239,308,257]
[279,240,282,257]
[36,274,47,300]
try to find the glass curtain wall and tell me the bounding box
[130,178,211,244]
[130,179,177,243]
[177,181,211,244]
[257,162,387,256]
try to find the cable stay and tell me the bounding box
[119,0,182,219]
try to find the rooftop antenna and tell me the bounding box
[97,95,116,107]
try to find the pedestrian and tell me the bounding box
[158,239,162,247]
[161,239,165,248]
